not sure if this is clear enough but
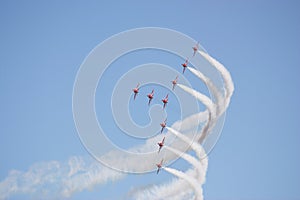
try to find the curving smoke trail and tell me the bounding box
[0,156,125,199]
[198,50,234,111]
[164,146,205,182]
[177,83,216,120]
[164,167,203,200]
[166,127,206,161]
[186,66,223,125]
[133,169,197,200]
[187,66,223,108]
[177,83,217,144]
[156,128,208,200]
[135,50,234,200]
[171,110,208,133]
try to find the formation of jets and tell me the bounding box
[131,42,199,174]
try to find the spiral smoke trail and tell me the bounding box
[164,145,205,184]
[134,49,234,200]
[164,167,203,200]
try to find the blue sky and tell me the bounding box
[0,1,300,199]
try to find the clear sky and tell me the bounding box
[0,1,300,200]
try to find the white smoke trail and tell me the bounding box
[187,66,224,116]
[198,50,234,111]
[176,83,217,143]
[164,167,203,200]
[132,169,197,200]
[166,127,205,161]
[186,52,235,143]
[187,66,224,108]
[177,83,216,120]
[164,146,205,183]
[196,51,234,143]
[0,156,124,199]
[171,110,208,133]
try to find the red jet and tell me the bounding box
[171,76,178,90]
[132,83,140,100]
[160,118,167,133]
[157,137,165,153]
[147,89,154,106]
[181,59,189,74]
[156,159,164,174]
[161,94,168,109]
[192,42,199,56]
